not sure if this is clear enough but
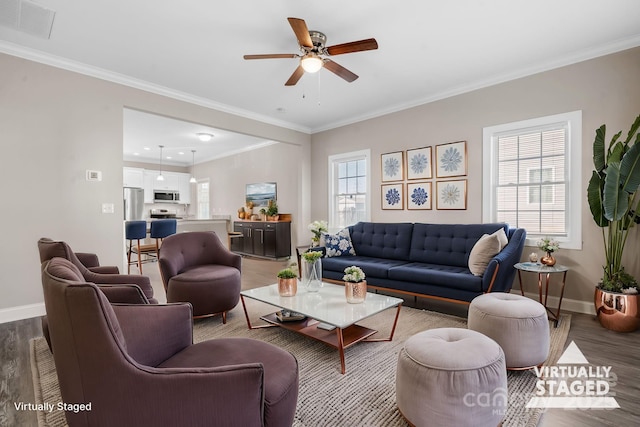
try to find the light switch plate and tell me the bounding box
[102,203,114,214]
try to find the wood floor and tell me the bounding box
[2,257,638,426]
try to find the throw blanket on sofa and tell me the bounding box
[321,222,526,303]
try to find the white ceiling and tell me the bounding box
[2,1,640,165]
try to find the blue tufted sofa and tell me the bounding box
[321,222,526,304]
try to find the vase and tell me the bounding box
[302,258,323,292]
[540,252,556,266]
[594,287,640,332]
[345,280,367,304]
[278,278,297,297]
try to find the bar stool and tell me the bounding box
[125,220,148,274]
[126,219,177,274]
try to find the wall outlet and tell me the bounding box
[102,203,114,214]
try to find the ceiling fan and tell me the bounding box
[243,17,378,86]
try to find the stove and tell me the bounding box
[150,208,177,219]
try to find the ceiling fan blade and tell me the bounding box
[323,60,358,83]
[287,17,313,48]
[243,54,298,60]
[285,65,305,86]
[326,38,378,56]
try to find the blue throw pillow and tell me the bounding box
[323,229,356,257]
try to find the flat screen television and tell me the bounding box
[246,182,277,207]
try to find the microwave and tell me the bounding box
[153,190,180,203]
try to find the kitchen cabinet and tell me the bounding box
[140,169,191,204]
[123,167,144,188]
[232,221,291,259]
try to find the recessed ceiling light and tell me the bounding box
[166,156,172,160]
[143,147,151,151]
[178,151,185,155]
[196,132,214,142]
[133,152,140,156]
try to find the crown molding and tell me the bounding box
[311,35,640,133]
[0,41,312,134]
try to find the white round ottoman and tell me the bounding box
[468,293,550,369]
[396,328,507,427]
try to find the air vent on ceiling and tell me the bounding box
[0,0,56,39]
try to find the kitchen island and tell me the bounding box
[177,216,231,246]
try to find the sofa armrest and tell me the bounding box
[88,265,120,274]
[75,252,100,268]
[482,228,527,292]
[83,270,155,302]
[112,302,193,367]
[98,284,149,304]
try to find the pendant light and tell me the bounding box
[157,145,165,181]
[189,150,197,183]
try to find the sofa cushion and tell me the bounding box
[409,223,508,267]
[348,222,414,261]
[322,228,356,257]
[322,255,408,280]
[389,262,483,292]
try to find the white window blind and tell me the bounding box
[197,180,209,219]
[483,111,582,249]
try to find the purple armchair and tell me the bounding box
[37,238,156,303]
[159,231,241,321]
[42,257,299,427]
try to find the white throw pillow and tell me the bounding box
[468,233,502,276]
[492,228,508,251]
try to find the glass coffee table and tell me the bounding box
[240,282,403,374]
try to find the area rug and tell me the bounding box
[30,300,570,427]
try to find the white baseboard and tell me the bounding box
[0,303,46,324]
[520,291,595,315]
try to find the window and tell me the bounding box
[328,150,371,230]
[197,180,210,219]
[482,111,582,249]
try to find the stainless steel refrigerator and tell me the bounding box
[123,187,144,220]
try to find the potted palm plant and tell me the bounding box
[587,114,640,332]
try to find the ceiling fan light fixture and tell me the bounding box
[300,54,323,73]
[196,132,214,142]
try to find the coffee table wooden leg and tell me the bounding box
[336,328,346,374]
[364,304,402,342]
[240,295,276,330]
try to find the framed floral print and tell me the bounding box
[381,151,404,182]
[381,184,404,210]
[436,180,467,210]
[407,182,432,210]
[406,147,432,180]
[436,141,467,178]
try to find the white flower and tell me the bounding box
[343,266,365,282]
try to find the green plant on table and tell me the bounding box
[277,265,298,279]
[301,251,323,263]
[587,114,640,294]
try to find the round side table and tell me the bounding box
[514,262,569,327]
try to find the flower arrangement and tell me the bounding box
[308,220,328,245]
[302,250,323,263]
[537,237,560,254]
[343,266,365,283]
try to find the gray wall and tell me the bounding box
[2,46,639,320]
[0,53,310,320]
[310,47,640,310]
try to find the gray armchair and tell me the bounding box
[159,231,241,321]
[42,257,299,427]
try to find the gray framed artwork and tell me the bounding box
[436,180,467,210]
[407,182,432,210]
[381,184,404,210]
[381,151,404,182]
[435,141,467,178]
[406,147,432,180]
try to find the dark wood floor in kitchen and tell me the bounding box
[2,257,638,426]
